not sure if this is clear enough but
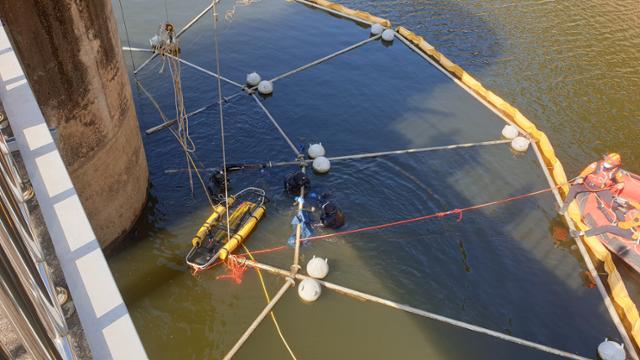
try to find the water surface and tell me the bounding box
[109,0,638,358]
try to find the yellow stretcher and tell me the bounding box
[186,188,266,271]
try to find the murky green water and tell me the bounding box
[340,0,640,174]
[109,0,639,358]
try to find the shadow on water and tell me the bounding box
[106,185,162,257]
[109,0,624,358]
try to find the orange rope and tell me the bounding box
[203,184,568,268]
[216,255,248,283]
[242,186,559,257]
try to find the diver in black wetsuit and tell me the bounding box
[284,171,310,195]
[319,200,345,229]
[307,192,345,229]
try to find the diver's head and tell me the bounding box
[323,202,338,215]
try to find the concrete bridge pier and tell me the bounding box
[0,0,148,247]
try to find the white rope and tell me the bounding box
[207,7,298,355]
[163,0,169,23]
[135,79,216,208]
[210,0,232,252]
[134,1,218,74]
[167,58,196,152]
[239,259,592,360]
[164,53,244,88]
[116,0,137,69]
[167,57,196,193]
[251,94,300,156]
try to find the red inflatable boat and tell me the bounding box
[576,171,640,273]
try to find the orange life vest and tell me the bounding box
[585,161,619,190]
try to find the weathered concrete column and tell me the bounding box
[0,0,148,247]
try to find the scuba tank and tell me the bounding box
[207,164,256,195]
[207,169,228,196]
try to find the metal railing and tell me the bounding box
[0,115,74,359]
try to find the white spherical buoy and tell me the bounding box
[307,143,326,159]
[312,156,331,174]
[598,339,625,360]
[501,124,519,140]
[381,29,395,42]
[370,23,384,36]
[257,80,273,95]
[511,136,530,152]
[298,278,322,302]
[306,256,329,279]
[246,72,261,87]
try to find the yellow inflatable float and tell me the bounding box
[186,188,266,271]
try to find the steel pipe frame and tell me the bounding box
[0,202,73,359]
[0,256,54,360]
[0,126,73,359]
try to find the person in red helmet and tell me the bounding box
[559,153,625,215]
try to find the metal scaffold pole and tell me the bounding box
[223,279,294,360]
[235,258,590,360]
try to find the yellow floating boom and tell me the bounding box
[219,204,266,261]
